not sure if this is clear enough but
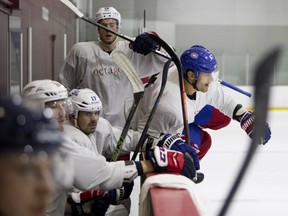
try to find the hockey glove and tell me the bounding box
[240,111,271,144]
[180,134,200,154]
[67,190,106,216]
[157,133,200,170]
[146,146,196,181]
[105,181,134,205]
[130,32,159,55]
[70,190,105,204]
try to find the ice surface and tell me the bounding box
[130,111,288,216]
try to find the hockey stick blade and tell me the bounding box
[58,0,170,60]
[59,0,84,18]
[110,51,144,161]
[112,51,144,94]
[218,46,282,216]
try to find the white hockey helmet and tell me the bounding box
[22,79,68,108]
[69,88,102,119]
[94,7,121,26]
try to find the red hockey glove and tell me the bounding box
[70,190,105,203]
[157,133,200,170]
[146,146,196,181]
[67,190,106,216]
[241,111,271,144]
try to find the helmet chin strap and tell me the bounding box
[184,74,199,91]
[98,36,118,52]
[73,118,87,135]
[70,114,82,132]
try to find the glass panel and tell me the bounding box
[9,16,22,94]
[275,51,288,85]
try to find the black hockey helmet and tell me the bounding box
[0,95,63,153]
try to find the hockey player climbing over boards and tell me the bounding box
[131,37,272,182]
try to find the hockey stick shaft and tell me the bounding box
[59,0,170,60]
[131,34,191,160]
[111,92,142,161]
[218,47,281,216]
[218,79,252,97]
[151,35,191,145]
[110,51,144,161]
[131,58,172,160]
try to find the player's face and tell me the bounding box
[45,99,67,130]
[77,111,100,135]
[196,72,215,92]
[97,18,119,45]
[0,153,55,216]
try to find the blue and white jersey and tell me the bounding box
[135,65,239,136]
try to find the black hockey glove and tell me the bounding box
[105,181,134,205]
[130,32,159,55]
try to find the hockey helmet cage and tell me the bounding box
[22,80,68,108]
[95,7,121,26]
[70,88,102,119]
[180,45,217,76]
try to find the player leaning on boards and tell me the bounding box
[59,7,166,128]
[64,88,200,215]
[21,80,198,216]
[131,37,272,180]
[0,95,67,216]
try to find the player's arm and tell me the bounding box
[211,83,271,145]
[63,136,196,192]
[58,44,87,91]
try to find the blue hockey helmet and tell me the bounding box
[180,45,217,77]
[0,95,63,153]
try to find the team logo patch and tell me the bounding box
[70,89,80,96]
[191,52,198,59]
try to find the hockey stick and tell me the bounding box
[131,58,172,160]
[131,34,191,160]
[58,0,169,60]
[152,35,191,145]
[110,51,144,161]
[218,46,281,216]
[218,79,252,97]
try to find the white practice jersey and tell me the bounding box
[59,39,167,128]
[62,132,127,190]
[64,118,140,157]
[89,117,141,158]
[46,134,126,216]
[62,119,142,216]
[135,65,239,136]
